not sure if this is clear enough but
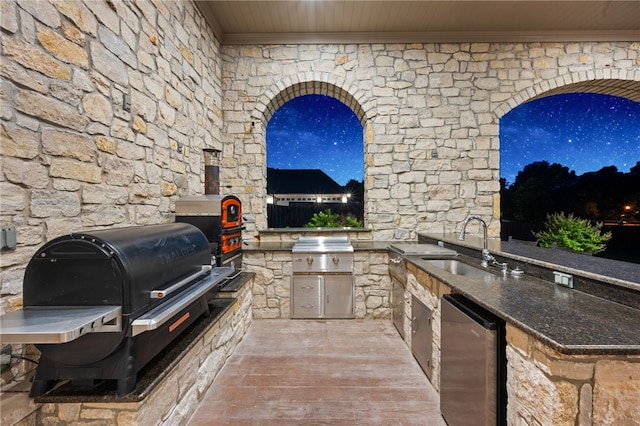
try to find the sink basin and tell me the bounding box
[422,259,493,277]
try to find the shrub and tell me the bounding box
[533,212,612,254]
[304,209,363,228]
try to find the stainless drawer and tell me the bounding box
[292,297,323,318]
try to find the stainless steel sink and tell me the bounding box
[421,259,493,277]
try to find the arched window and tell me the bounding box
[266,94,364,228]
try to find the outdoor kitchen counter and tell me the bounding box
[405,233,640,356]
[243,240,395,252]
[244,235,640,354]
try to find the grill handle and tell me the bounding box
[150,265,212,299]
[131,267,233,336]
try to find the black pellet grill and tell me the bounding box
[0,223,233,396]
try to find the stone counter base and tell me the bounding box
[3,282,253,426]
[506,324,640,426]
[245,250,391,319]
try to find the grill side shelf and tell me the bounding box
[0,306,122,344]
[130,266,233,337]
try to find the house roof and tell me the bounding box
[195,1,640,45]
[267,168,344,195]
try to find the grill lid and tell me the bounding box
[292,236,354,253]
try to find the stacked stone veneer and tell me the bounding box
[1,0,224,315]
[221,42,640,241]
[507,325,640,426]
[2,0,639,312]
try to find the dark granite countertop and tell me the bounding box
[420,233,640,289]
[406,254,640,355]
[243,240,396,252]
[409,233,640,355]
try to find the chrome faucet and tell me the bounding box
[458,216,497,268]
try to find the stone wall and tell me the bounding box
[220,42,640,240]
[0,0,226,390]
[246,249,391,320]
[0,0,224,316]
[506,324,640,426]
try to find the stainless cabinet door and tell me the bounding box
[392,279,405,339]
[324,275,354,318]
[411,296,432,379]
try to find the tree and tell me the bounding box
[501,161,640,224]
[508,161,577,222]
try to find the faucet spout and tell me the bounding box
[458,216,494,268]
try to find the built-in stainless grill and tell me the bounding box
[291,236,354,319]
[0,223,232,397]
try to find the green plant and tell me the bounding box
[344,215,363,228]
[533,212,612,254]
[305,209,340,227]
[304,209,363,228]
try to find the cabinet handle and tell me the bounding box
[412,317,418,333]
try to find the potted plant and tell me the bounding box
[533,212,612,255]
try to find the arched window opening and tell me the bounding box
[500,92,640,263]
[266,94,364,228]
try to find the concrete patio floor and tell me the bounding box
[187,319,447,426]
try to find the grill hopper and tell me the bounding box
[1,223,232,396]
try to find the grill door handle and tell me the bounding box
[150,265,212,299]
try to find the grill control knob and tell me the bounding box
[332,256,339,264]
[307,257,314,265]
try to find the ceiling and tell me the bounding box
[195,1,640,45]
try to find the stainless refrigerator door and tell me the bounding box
[440,296,497,426]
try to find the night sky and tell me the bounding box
[266,95,363,186]
[500,93,640,184]
[267,93,640,186]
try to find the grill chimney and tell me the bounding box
[204,149,221,195]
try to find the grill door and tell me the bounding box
[324,275,354,318]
